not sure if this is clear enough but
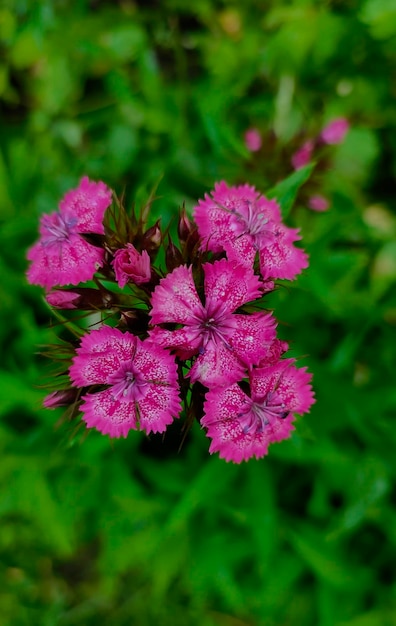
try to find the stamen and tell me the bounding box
[237,391,290,436]
[42,213,78,246]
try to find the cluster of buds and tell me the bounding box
[27,176,314,462]
[291,117,350,212]
[244,118,350,214]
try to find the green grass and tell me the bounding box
[1,1,395,624]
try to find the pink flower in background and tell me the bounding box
[244,128,262,152]
[112,244,151,288]
[202,358,314,462]
[150,259,277,388]
[193,181,308,283]
[27,176,112,290]
[69,326,181,437]
[321,117,349,144]
[308,195,330,212]
[291,140,314,170]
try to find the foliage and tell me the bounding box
[0,0,395,624]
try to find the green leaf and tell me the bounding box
[289,527,353,588]
[267,163,315,218]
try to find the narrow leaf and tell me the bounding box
[267,163,315,218]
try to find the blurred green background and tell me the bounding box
[1,1,396,624]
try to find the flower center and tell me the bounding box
[42,213,78,246]
[108,362,148,403]
[238,391,289,436]
[196,304,235,350]
[230,200,270,238]
[225,200,276,250]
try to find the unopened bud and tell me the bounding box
[165,237,183,272]
[112,244,151,287]
[291,141,314,170]
[178,208,193,242]
[320,117,349,145]
[244,127,262,152]
[177,208,200,257]
[43,388,79,409]
[308,195,329,212]
[46,290,80,310]
[142,220,162,254]
[46,288,115,310]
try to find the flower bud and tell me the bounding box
[308,195,329,212]
[244,127,262,152]
[43,389,79,409]
[141,220,162,254]
[320,117,349,145]
[165,237,183,272]
[291,141,314,170]
[46,290,81,309]
[178,208,200,258]
[112,244,151,288]
[178,209,194,242]
[46,288,115,310]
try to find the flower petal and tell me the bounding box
[69,326,137,387]
[202,385,271,462]
[193,184,234,253]
[203,259,262,315]
[223,234,257,268]
[250,359,315,415]
[134,339,179,385]
[259,225,308,281]
[189,342,246,388]
[27,234,104,290]
[231,312,277,365]
[80,388,138,438]
[138,383,181,434]
[150,265,204,325]
[59,176,112,234]
[149,326,202,359]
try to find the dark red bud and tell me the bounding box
[178,209,193,242]
[141,220,162,254]
[43,389,80,409]
[165,237,183,272]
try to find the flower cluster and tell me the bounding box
[27,176,314,462]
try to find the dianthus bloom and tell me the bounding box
[112,244,151,288]
[150,259,277,387]
[69,326,181,437]
[321,117,349,145]
[27,176,112,290]
[202,357,314,462]
[193,182,308,283]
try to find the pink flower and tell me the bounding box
[150,259,277,388]
[321,117,349,144]
[291,140,314,170]
[202,358,315,462]
[193,181,308,283]
[69,326,181,437]
[112,244,151,288]
[308,195,329,212]
[244,128,262,152]
[27,177,112,290]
